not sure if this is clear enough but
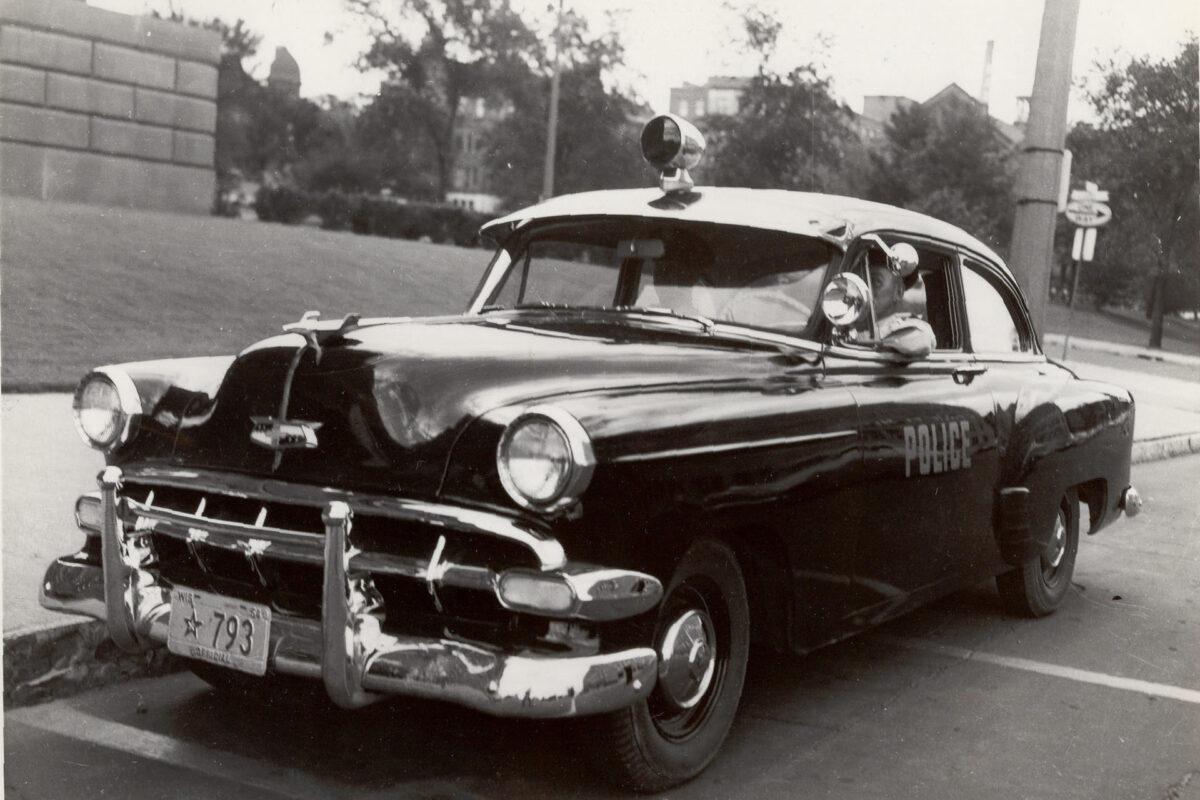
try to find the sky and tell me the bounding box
[92,0,1197,124]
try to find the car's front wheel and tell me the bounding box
[596,539,750,792]
[997,490,1079,617]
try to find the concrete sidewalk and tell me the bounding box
[4,363,1199,703]
[1047,333,1200,368]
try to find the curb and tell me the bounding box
[3,618,179,708]
[1043,333,1200,368]
[1132,432,1200,464]
[5,432,1199,707]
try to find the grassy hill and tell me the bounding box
[2,195,1195,389]
[1,197,484,389]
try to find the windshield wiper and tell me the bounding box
[507,303,714,335]
[611,306,715,334]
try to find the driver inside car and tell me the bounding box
[867,249,937,357]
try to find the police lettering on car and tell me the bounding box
[903,420,971,477]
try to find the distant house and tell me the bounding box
[446,96,507,214]
[667,77,1025,149]
[668,76,752,119]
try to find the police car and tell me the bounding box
[44,115,1141,791]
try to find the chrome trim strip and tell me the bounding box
[121,465,566,569]
[610,428,857,463]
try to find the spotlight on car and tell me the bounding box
[820,272,871,328]
[640,114,706,193]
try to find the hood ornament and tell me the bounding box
[250,416,323,450]
[283,310,362,363]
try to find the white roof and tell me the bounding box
[481,187,1007,271]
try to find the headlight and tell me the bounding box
[496,406,595,512]
[72,369,141,451]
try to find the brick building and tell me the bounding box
[0,0,219,214]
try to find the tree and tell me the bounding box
[699,8,856,194]
[484,11,649,208]
[1072,38,1199,347]
[348,0,540,201]
[866,95,1016,255]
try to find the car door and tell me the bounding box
[833,235,1000,628]
[957,253,1047,570]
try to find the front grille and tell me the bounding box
[122,479,543,638]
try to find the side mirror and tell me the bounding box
[820,273,871,328]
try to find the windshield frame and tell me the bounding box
[466,216,847,345]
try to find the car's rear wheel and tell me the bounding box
[596,539,750,793]
[997,490,1079,617]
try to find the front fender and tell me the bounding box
[83,356,235,464]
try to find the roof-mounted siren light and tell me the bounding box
[640,114,705,193]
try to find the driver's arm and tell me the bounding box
[877,314,936,358]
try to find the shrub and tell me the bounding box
[255,186,311,224]
[315,190,357,231]
[258,187,493,248]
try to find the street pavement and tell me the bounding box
[5,453,1198,799]
[1,394,103,636]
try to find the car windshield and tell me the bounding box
[480,220,837,337]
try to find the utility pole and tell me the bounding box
[540,0,564,202]
[1008,0,1080,340]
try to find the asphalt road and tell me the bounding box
[5,454,1198,800]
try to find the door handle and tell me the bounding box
[952,364,987,384]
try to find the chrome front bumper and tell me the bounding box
[41,467,660,718]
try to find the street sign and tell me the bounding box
[1071,227,1097,261]
[1070,181,1110,203]
[1065,200,1112,227]
[1082,227,1096,261]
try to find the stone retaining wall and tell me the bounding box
[0,0,219,214]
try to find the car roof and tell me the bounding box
[481,186,1007,272]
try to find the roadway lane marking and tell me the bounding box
[885,636,1200,706]
[7,703,332,799]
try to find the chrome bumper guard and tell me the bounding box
[41,467,661,717]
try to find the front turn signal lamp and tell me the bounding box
[496,570,577,615]
[496,406,595,513]
[73,368,142,452]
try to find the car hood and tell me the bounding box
[166,315,788,496]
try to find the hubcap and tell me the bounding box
[1047,514,1066,568]
[657,609,716,711]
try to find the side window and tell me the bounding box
[844,243,959,350]
[962,262,1032,354]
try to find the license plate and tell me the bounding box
[167,587,272,676]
